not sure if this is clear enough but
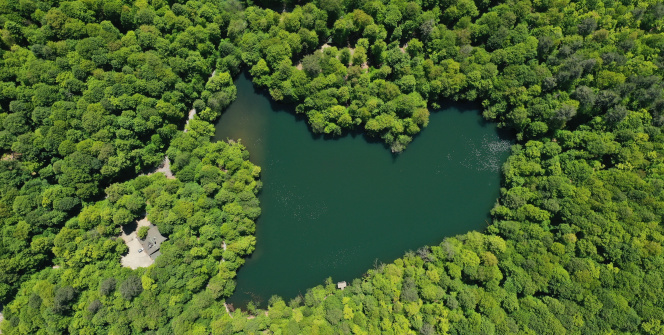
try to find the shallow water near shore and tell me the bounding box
[214,72,511,307]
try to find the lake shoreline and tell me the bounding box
[217,72,511,308]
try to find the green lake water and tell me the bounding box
[214,72,511,307]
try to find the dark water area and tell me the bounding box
[214,72,512,307]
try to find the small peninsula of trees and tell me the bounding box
[1,0,664,334]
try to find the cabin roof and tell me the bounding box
[139,225,167,259]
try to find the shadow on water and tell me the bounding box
[249,76,515,161]
[428,100,516,144]
[246,72,304,119]
[241,71,405,153]
[496,126,517,143]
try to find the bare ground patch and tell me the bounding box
[120,217,154,269]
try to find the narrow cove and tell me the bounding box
[214,72,512,307]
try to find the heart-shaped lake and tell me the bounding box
[214,72,512,306]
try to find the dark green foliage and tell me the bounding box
[207,0,663,333]
[119,276,142,300]
[87,299,102,313]
[401,277,419,302]
[0,0,228,304]
[2,114,262,333]
[99,277,116,296]
[137,225,149,239]
[2,0,664,334]
[301,53,322,77]
[52,286,76,315]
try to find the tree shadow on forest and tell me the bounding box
[121,220,138,235]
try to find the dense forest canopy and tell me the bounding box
[0,0,663,334]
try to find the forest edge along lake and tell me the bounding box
[214,72,512,307]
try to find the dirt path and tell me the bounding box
[296,44,331,70]
[145,67,216,180]
[221,241,227,263]
[224,303,232,317]
[296,44,371,70]
[1,152,18,161]
[347,47,368,69]
[183,108,197,133]
[149,156,175,179]
[400,43,408,53]
[184,69,217,133]
[116,66,221,291]
[120,217,154,269]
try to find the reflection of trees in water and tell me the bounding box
[228,290,266,310]
[460,134,511,172]
[214,75,269,165]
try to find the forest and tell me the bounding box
[0,0,663,334]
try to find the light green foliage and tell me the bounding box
[3,119,261,334]
[137,226,149,240]
[0,0,227,304]
[201,71,238,121]
[2,0,664,334]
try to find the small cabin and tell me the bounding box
[337,281,347,290]
[139,225,167,260]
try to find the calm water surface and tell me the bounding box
[215,72,511,306]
